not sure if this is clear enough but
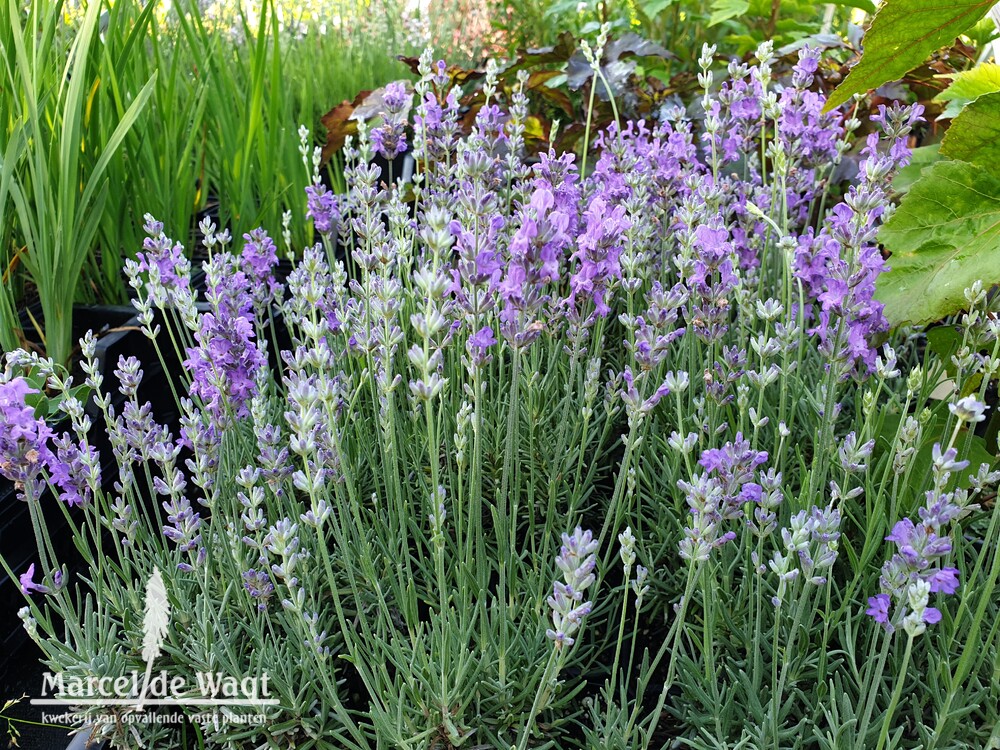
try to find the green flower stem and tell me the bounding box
[771,585,813,748]
[875,632,914,750]
[635,561,700,745]
[604,573,632,735]
[516,647,562,750]
[625,594,645,697]
[471,370,487,590]
[856,626,892,750]
[597,422,639,552]
[926,492,1000,750]
[579,66,599,179]
[499,350,522,558]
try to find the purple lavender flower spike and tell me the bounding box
[499,185,572,348]
[241,228,282,311]
[0,378,54,486]
[49,434,99,507]
[867,437,965,633]
[795,102,923,375]
[306,183,342,237]
[184,312,266,423]
[203,252,252,321]
[546,528,599,649]
[371,81,411,161]
[569,195,629,318]
[136,215,192,305]
[414,88,460,166]
[243,569,276,612]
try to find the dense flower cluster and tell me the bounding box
[795,104,923,375]
[370,81,411,160]
[135,215,192,307]
[546,528,598,648]
[241,228,281,313]
[305,182,341,238]
[4,39,997,750]
[769,505,841,606]
[866,405,997,636]
[184,312,267,423]
[0,378,54,486]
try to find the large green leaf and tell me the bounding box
[832,0,877,14]
[877,160,1000,326]
[638,0,676,17]
[708,0,750,26]
[825,0,994,111]
[891,143,941,195]
[935,63,1000,119]
[939,91,1000,174]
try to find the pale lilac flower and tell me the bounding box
[931,444,969,475]
[0,378,54,486]
[184,312,266,423]
[162,495,202,557]
[949,396,988,424]
[242,569,275,612]
[632,564,649,606]
[19,564,49,596]
[467,326,498,367]
[306,183,341,237]
[678,473,736,563]
[618,527,637,572]
[699,432,768,519]
[838,432,875,472]
[770,505,840,605]
[865,594,891,629]
[901,579,941,637]
[747,468,783,540]
[546,528,599,648]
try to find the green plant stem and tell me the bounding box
[604,577,632,736]
[856,626,892,750]
[516,648,562,750]
[498,349,522,688]
[579,68,599,178]
[635,562,700,744]
[771,586,813,748]
[926,491,1000,749]
[875,633,914,750]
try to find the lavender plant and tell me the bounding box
[1,41,998,750]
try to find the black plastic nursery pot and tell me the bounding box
[1,303,188,750]
[1,303,177,658]
[0,287,288,750]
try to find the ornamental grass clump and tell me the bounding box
[1,41,999,750]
